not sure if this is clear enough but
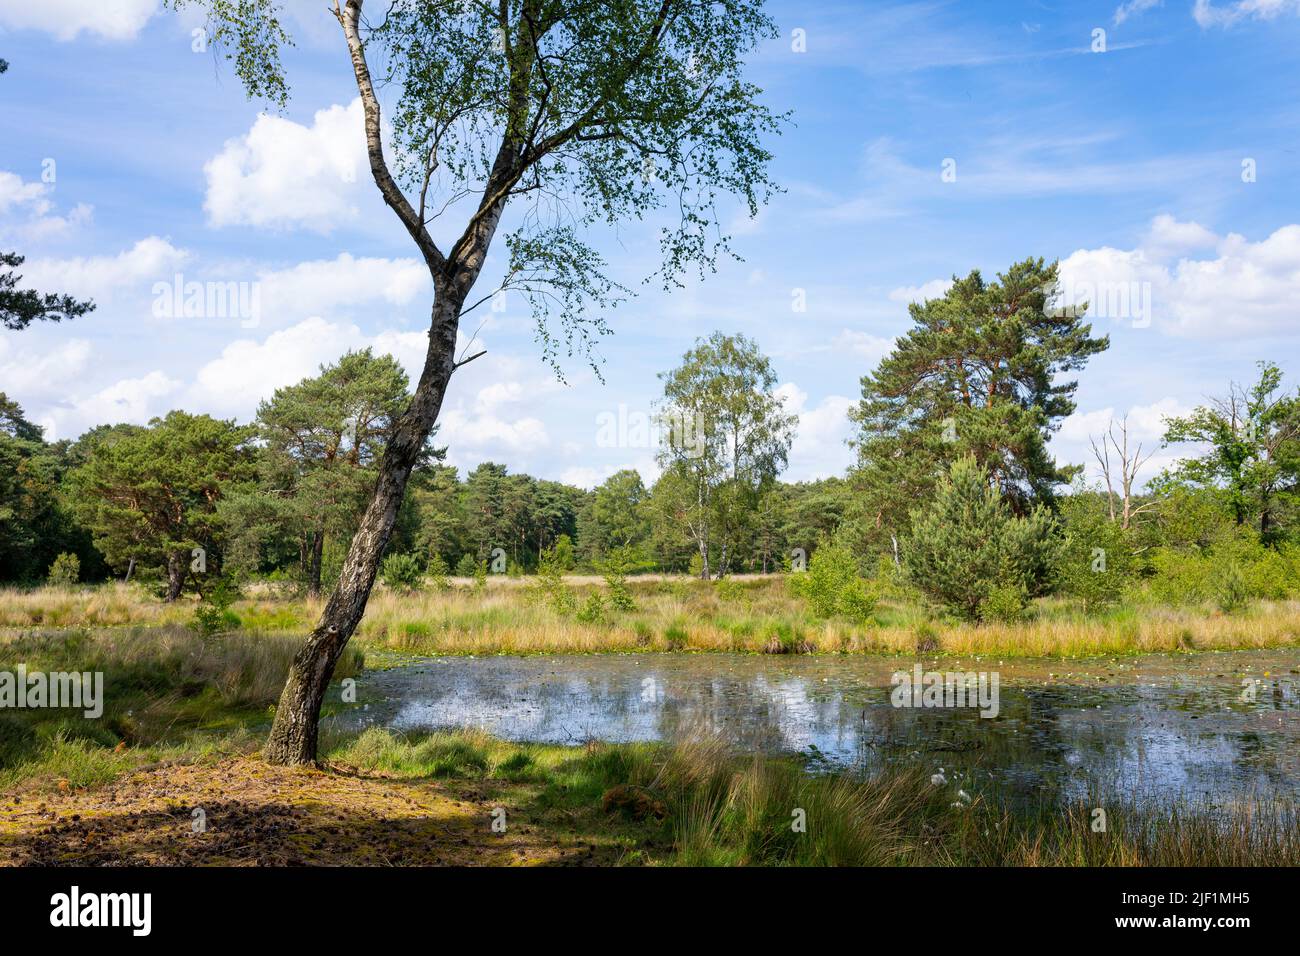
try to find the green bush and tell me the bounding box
[1054,492,1135,611]
[576,592,607,624]
[789,538,876,623]
[426,553,451,590]
[1218,562,1249,614]
[380,552,425,592]
[531,547,577,614]
[979,584,1025,623]
[550,534,576,572]
[192,577,242,639]
[597,548,638,613]
[46,552,81,588]
[454,553,478,577]
[1144,547,1216,605]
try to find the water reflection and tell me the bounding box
[327,651,1300,807]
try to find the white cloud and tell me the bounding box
[0,0,159,41]
[18,237,190,304]
[558,466,611,489]
[1193,0,1300,28]
[0,337,92,398]
[888,278,951,304]
[1114,0,1162,25]
[835,329,895,367]
[204,100,368,233]
[1057,217,1300,337]
[0,170,49,216]
[438,406,549,456]
[1142,213,1218,259]
[1055,397,1194,487]
[776,382,854,481]
[255,253,430,324]
[0,170,94,241]
[190,317,371,416]
[40,370,182,442]
[86,370,181,422]
[187,316,477,426]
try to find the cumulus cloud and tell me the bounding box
[204,100,369,233]
[0,0,159,41]
[1141,213,1218,259]
[889,278,952,304]
[835,329,895,367]
[0,336,92,399]
[38,370,182,442]
[0,170,94,241]
[255,253,430,325]
[17,237,190,304]
[190,317,375,416]
[186,317,551,469]
[1056,217,1300,337]
[436,378,550,460]
[0,170,48,216]
[775,382,854,481]
[1055,397,1194,486]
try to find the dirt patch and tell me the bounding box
[0,757,607,866]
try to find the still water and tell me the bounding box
[328,651,1300,807]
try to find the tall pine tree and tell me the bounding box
[850,257,1107,549]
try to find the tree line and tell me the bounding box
[4,261,1297,618]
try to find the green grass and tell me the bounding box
[322,727,1300,867]
[0,626,362,789]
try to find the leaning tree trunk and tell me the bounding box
[264,296,461,765]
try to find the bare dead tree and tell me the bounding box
[1089,415,1157,530]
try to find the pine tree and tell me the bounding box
[850,258,1107,550]
[902,456,1059,621]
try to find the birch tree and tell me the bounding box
[171,0,783,763]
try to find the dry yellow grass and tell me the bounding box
[3,577,1299,657]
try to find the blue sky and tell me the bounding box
[2,0,1298,489]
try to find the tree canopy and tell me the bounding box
[851,257,1108,548]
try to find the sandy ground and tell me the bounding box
[0,757,611,867]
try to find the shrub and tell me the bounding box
[902,456,1059,621]
[605,573,636,612]
[576,592,607,624]
[46,553,81,588]
[788,538,876,623]
[550,534,576,572]
[192,577,242,639]
[1054,492,1135,610]
[532,547,576,614]
[1145,547,1216,605]
[1218,562,1249,614]
[380,552,425,592]
[426,553,451,590]
[454,554,478,577]
[979,583,1025,623]
[763,621,812,654]
[598,548,638,613]
[913,623,940,654]
[663,623,689,650]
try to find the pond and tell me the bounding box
[327,650,1300,808]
